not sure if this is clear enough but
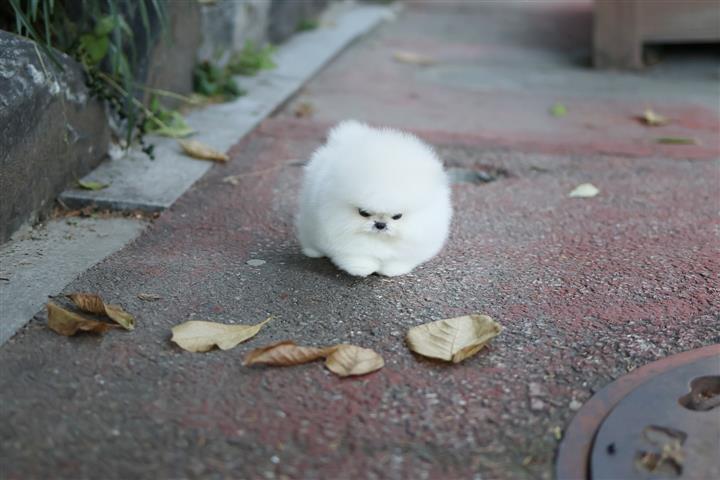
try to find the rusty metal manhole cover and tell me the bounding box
[556,344,720,479]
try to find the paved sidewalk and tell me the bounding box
[1,2,718,479]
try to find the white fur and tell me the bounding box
[296,121,452,277]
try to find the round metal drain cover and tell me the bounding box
[556,345,720,479]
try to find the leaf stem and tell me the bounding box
[94,69,173,133]
[135,85,202,104]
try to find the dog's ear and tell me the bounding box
[328,120,368,143]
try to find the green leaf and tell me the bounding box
[151,124,194,138]
[227,41,277,76]
[207,63,223,82]
[656,137,698,145]
[223,78,244,97]
[192,61,244,100]
[297,18,319,32]
[80,34,109,64]
[149,95,160,113]
[78,180,109,191]
[145,110,194,138]
[196,77,215,96]
[550,102,567,117]
[118,17,133,37]
[94,15,116,36]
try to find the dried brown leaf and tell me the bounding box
[67,293,135,330]
[325,344,384,377]
[222,175,241,186]
[179,139,229,162]
[406,314,502,363]
[171,317,271,352]
[294,101,315,118]
[47,302,115,336]
[67,292,106,314]
[243,340,336,366]
[137,293,162,301]
[568,183,599,198]
[104,304,135,330]
[393,50,435,66]
[639,109,669,126]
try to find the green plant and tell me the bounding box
[143,95,193,138]
[8,0,180,151]
[296,18,319,32]
[227,40,276,76]
[193,61,245,100]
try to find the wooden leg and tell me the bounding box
[593,0,643,69]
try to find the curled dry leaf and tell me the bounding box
[67,292,104,313]
[104,304,135,329]
[77,180,109,191]
[325,344,385,377]
[67,293,135,330]
[47,302,115,336]
[243,340,336,366]
[179,139,229,162]
[222,175,241,186]
[656,137,698,145]
[568,183,599,198]
[640,109,668,126]
[171,317,271,352]
[137,293,162,301]
[406,314,502,363]
[393,50,435,66]
[294,101,315,118]
[244,341,384,377]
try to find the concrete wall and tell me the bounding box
[147,0,329,97]
[268,0,329,43]
[198,0,272,62]
[0,32,110,242]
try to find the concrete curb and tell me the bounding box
[60,3,393,212]
[0,217,148,345]
[0,32,110,243]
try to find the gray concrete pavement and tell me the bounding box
[0,217,147,344]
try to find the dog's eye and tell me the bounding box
[392,214,402,220]
[358,209,371,218]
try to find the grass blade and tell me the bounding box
[138,0,150,40]
[42,0,52,47]
[30,0,39,21]
[9,0,63,68]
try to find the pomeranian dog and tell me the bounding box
[296,121,452,277]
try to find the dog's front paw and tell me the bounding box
[302,246,324,258]
[378,261,415,277]
[333,257,380,277]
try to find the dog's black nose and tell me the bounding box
[375,222,386,230]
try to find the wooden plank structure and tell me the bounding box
[594,0,720,69]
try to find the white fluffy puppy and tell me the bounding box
[296,121,452,277]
